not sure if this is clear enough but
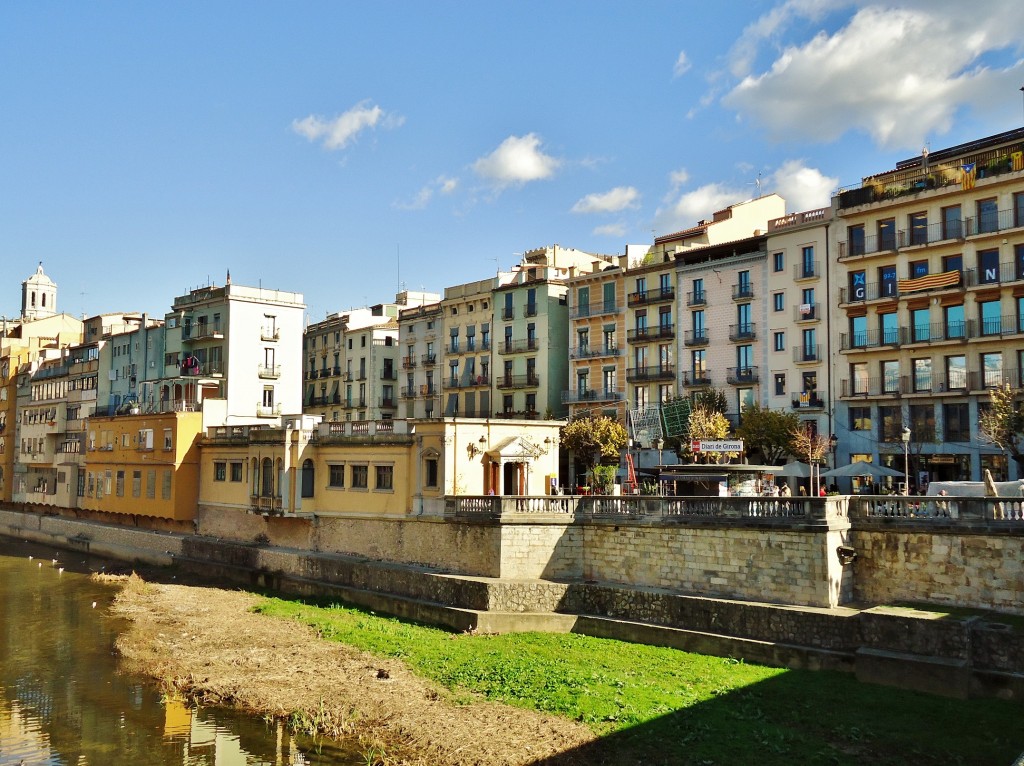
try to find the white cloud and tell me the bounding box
[472,134,561,188]
[571,186,640,214]
[769,160,838,211]
[654,182,749,234]
[593,223,627,237]
[673,51,691,78]
[395,175,460,211]
[653,160,836,232]
[292,100,404,151]
[723,2,1024,149]
[668,168,690,189]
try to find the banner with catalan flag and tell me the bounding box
[896,270,961,293]
[961,162,976,190]
[1013,151,1024,172]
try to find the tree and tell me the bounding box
[693,388,728,415]
[736,404,800,464]
[679,404,735,464]
[560,415,628,479]
[789,425,831,494]
[979,383,1024,468]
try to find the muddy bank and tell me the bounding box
[111,577,596,765]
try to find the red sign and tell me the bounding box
[691,440,702,453]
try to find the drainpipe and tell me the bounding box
[825,216,834,442]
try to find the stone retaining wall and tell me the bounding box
[852,523,1024,615]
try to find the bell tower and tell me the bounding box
[21,262,58,321]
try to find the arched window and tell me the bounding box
[261,458,274,497]
[251,458,260,495]
[301,459,314,498]
[41,294,46,307]
[275,458,284,498]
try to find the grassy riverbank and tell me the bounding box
[256,595,1024,766]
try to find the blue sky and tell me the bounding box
[2,1,1023,322]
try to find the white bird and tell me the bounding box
[38,562,42,568]
[28,555,32,560]
[91,601,97,608]
[58,567,64,574]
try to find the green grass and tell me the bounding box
[254,597,1024,765]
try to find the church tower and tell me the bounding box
[21,262,58,321]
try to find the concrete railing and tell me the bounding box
[850,495,1024,522]
[445,494,848,522]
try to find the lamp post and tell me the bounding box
[655,437,665,495]
[829,433,838,469]
[901,426,911,496]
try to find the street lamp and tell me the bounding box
[654,437,665,495]
[829,433,838,469]
[901,426,911,496]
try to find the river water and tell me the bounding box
[0,539,360,765]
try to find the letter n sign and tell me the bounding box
[978,249,999,284]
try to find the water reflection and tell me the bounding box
[0,539,358,765]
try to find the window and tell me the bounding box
[773,292,784,312]
[945,355,967,390]
[230,462,243,482]
[773,331,785,352]
[425,458,438,488]
[772,252,784,272]
[163,429,172,450]
[116,470,125,497]
[977,249,1000,285]
[146,469,156,499]
[912,358,932,392]
[911,308,930,342]
[774,373,785,396]
[878,218,896,250]
[882,360,900,393]
[351,464,368,489]
[878,405,902,441]
[909,404,935,442]
[328,464,345,488]
[942,205,962,239]
[981,352,1003,387]
[162,470,172,500]
[301,460,315,498]
[944,304,965,339]
[879,312,898,345]
[849,406,872,431]
[850,315,867,348]
[943,403,970,441]
[848,270,866,301]
[909,212,927,246]
[375,465,394,491]
[848,224,865,255]
[977,198,998,233]
[801,246,815,278]
[979,299,1002,335]
[214,462,227,481]
[132,470,141,497]
[692,278,704,303]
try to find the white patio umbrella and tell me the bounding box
[774,461,813,478]
[821,462,904,479]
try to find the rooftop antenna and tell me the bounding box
[749,172,762,198]
[396,244,400,295]
[1020,85,1024,121]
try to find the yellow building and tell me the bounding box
[198,416,562,518]
[82,410,203,520]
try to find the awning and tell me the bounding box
[659,472,727,482]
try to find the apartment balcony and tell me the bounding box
[728,323,756,342]
[418,386,437,399]
[967,367,1022,392]
[793,261,820,280]
[791,394,826,410]
[792,345,821,364]
[496,374,540,390]
[498,338,539,355]
[524,303,538,317]
[501,307,515,320]
[686,290,706,307]
[402,356,417,369]
[381,369,398,381]
[681,370,712,387]
[627,286,675,307]
[310,395,328,406]
[683,330,709,347]
[626,324,675,343]
[837,233,896,260]
[400,386,417,398]
[561,389,624,404]
[794,303,819,322]
[840,328,906,351]
[570,300,621,319]
[421,353,437,366]
[331,393,342,405]
[379,397,397,409]
[963,261,1024,287]
[493,409,541,421]
[840,376,908,398]
[256,403,283,418]
[257,364,282,380]
[731,283,754,301]
[625,365,675,382]
[342,371,354,382]
[249,495,283,513]
[446,374,490,389]
[726,366,759,385]
[569,344,621,360]
[182,325,224,342]
[260,328,280,342]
